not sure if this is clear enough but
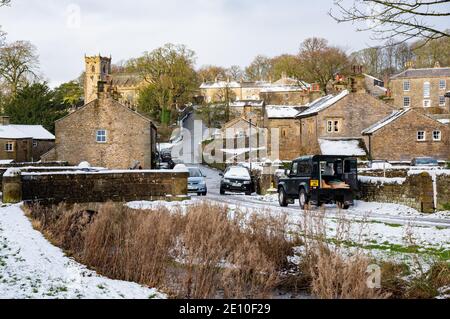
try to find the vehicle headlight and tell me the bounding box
[243,181,251,184]
[223,179,230,183]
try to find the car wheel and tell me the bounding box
[299,188,309,210]
[279,188,288,207]
[337,201,350,210]
[220,187,225,195]
[202,191,207,196]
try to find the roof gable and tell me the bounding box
[56,97,153,124]
[362,108,447,135]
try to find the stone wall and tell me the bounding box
[3,170,188,204]
[437,174,450,210]
[359,172,439,213]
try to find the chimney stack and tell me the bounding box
[0,116,10,126]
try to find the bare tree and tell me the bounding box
[226,65,244,81]
[0,40,39,96]
[330,0,450,45]
[298,38,349,94]
[0,0,11,44]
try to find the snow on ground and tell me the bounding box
[126,198,199,213]
[0,203,165,299]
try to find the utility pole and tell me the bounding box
[249,118,252,172]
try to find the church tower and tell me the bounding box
[84,55,112,104]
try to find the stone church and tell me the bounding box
[84,55,144,108]
[43,55,157,169]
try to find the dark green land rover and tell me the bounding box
[277,155,358,210]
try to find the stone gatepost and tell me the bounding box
[2,168,23,204]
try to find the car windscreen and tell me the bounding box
[188,168,203,177]
[224,167,251,179]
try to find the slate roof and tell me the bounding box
[391,67,450,80]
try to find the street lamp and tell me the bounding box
[247,111,257,172]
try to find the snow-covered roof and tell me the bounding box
[10,125,55,140]
[363,73,383,82]
[0,125,54,140]
[362,109,410,135]
[0,126,32,139]
[200,81,241,89]
[229,100,264,107]
[266,106,300,119]
[298,90,349,118]
[438,119,450,124]
[319,139,366,156]
[260,81,311,93]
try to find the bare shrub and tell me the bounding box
[298,208,388,299]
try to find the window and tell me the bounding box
[326,119,340,133]
[439,80,446,90]
[298,162,311,176]
[96,130,107,143]
[439,96,446,106]
[5,142,13,152]
[403,97,411,108]
[291,162,299,176]
[423,99,431,108]
[423,81,431,98]
[33,141,38,148]
[417,131,426,141]
[403,81,410,92]
[433,131,441,141]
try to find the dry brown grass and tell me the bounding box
[28,201,295,299]
[298,208,389,299]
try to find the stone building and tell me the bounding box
[390,65,450,114]
[0,116,55,162]
[199,74,321,105]
[362,108,450,161]
[297,88,395,156]
[49,93,157,169]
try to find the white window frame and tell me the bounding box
[403,96,411,108]
[5,142,14,152]
[433,130,441,141]
[423,99,431,108]
[326,119,340,133]
[403,81,410,92]
[33,141,38,148]
[423,81,431,98]
[439,80,446,90]
[417,131,426,141]
[96,130,107,143]
[439,96,446,106]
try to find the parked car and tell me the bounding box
[219,165,254,196]
[278,155,359,210]
[369,160,392,170]
[187,167,207,196]
[411,157,439,167]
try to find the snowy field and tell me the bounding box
[0,203,165,299]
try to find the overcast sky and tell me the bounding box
[0,0,447,87]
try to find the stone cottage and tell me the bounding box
[297,88,395,156]
[0,116,55,163]
[362,108,450,161]
[48,92,157,169]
